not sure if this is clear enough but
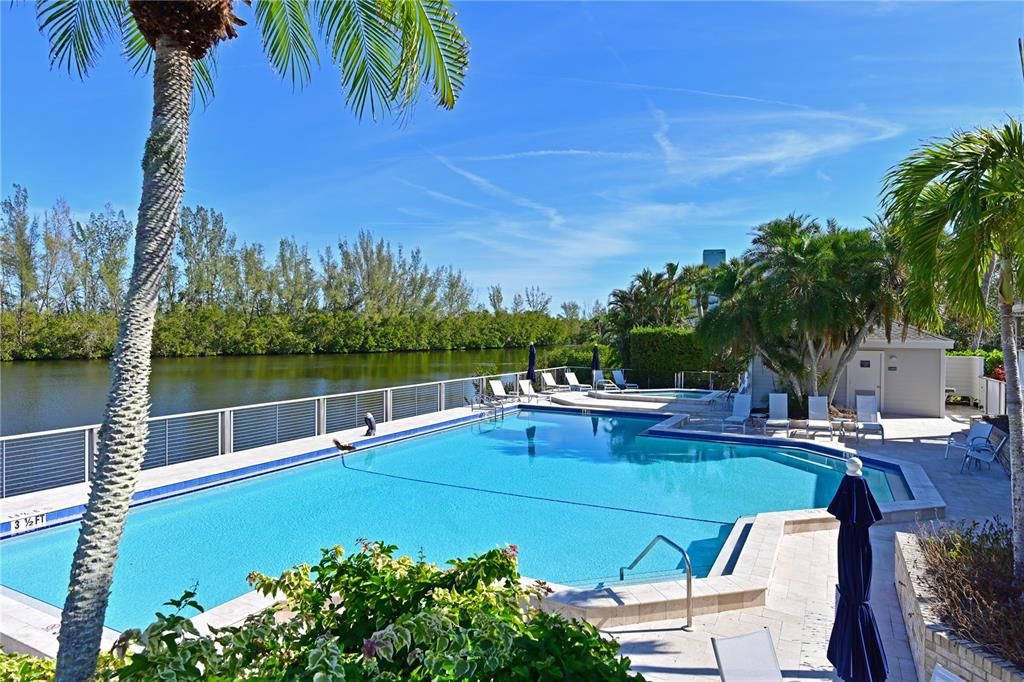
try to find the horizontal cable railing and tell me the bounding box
[0,365,581,498]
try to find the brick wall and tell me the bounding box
[895,532,1023,682]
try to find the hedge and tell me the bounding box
[629,326,741,388]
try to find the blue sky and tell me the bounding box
[2,2,1021,306]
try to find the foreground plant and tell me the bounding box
[918,519,1024,666]
[102,542,642,681]
[35,1,468,678]
[883,119,1024,583]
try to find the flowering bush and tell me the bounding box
[991,364,1006,381]
[102,541,643,680]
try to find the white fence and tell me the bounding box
[982,376,1008,416]
[945,355,984,404]
[0,366,579,498]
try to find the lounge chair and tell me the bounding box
[855,395,885,442]
[518,379,540,402]
[944,421,993,459]
[612,369,638,390]
[487,379,517,404]
[710,628,783,682]
[540,372,569,393]
[765,393,789,436]
[565,370,592,392]
[805,396,834,440]
[721,394,752,433]
[593,370,620,391]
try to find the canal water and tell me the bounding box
[0,349,528,435]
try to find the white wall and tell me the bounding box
[945,355,984,402]
[875,348,945,417]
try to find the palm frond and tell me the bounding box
[36,0,126,77]
[314,0,395,119]
[253,0,320,88]
[122,13,217,106]
[392,0,468,111]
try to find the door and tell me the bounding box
[846,351,883,413]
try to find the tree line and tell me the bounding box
[0,186,603,360]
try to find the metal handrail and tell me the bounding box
[619,534,693,628]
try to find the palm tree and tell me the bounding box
[883,120,1024,583]
[35,2,468,679]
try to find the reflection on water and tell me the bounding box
[1,350,524,435]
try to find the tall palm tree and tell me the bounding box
[883,120,1024,583]
[35,2,468,679]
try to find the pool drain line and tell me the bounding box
[339,457,732,526]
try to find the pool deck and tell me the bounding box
[0,401,1008,681]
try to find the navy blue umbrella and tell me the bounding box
[591,345,600,371]
[827,457,888,682]
[527,343,537,381]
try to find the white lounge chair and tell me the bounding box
[518,379,539,402]
[765,393,789,436]
[855,395,884,442]
[805,396,834,440]
[612,369,638,390]
[593,370,620,391]
[565,371,591,391]
[721,394,751,433]
[711,628,783,682]
[487,379,516,404]
[944,421,993,459]
[540,372,569,393]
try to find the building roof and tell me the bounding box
[861,324,954,350]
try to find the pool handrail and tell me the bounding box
[619,534,692,628]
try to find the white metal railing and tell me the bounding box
[0,365,581,498]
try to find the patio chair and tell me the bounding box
[805,396,834,440]
[944,421,994,459]
[721,394,752,433]
[855,395,885,442]
[710,628,783,682]
[931,663,965,682]
[765,393,790,436]
[961,429,1007,473]
[518,379,540,403]
[612,369,639,390]
[540,372,569,393]
[593,370,620,391]
[565,370,592,392]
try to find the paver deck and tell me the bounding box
[607,406,1011,681]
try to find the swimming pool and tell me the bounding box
[593,388,723,403]
[0,410,895,631]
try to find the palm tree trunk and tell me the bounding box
[996,258,1024,584]
[55,37,192,682]
[806,335,820,395]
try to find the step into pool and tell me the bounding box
[1,410,895,631]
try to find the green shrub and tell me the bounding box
[0,648,123,681]
[629,327,742,388]
[96,541,643,681]
[946,348,1004,377]
[917,519,1024,667]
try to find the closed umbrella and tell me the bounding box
[527,343,536,381]
[827,457,888,682]
[591,345,600,371]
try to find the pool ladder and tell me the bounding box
[619,534,693,628]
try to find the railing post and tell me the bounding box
[385,389,392,422]
[221,409,233,455]
[85,427,98,483]
[316,397,326,435]
[438,382,445,412]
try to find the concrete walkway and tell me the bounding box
[608,407,1012,681]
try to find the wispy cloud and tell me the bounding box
[464,149,652,161]
[568,77,813,110]
[399,179,482,210]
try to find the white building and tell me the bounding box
[748,325,955,418]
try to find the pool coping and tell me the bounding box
[0,401,946,656]
[588,388,726,406]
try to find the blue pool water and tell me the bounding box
[0,410,895,631]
